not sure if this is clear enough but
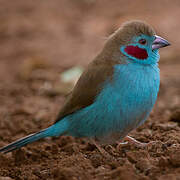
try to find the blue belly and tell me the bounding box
[66,63,160,143]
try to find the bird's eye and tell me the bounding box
[138,39,147,45]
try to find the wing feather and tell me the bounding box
[54,59,114,123]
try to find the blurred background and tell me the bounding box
[0,0,179,179]
[0,0,179,118]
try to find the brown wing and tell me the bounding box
[54,58,114,123]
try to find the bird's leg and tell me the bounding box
[124,136,148,147]
[91,139,113,158]
[117,135,155,148]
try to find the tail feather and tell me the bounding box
[0,118,69,153]
[0,128,49,153]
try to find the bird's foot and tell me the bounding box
[91,140,114,159]
[117,135,156,149]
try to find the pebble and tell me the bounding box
[0,177,13,180]
[169,150,180,167]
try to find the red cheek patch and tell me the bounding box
[124,45,148,60]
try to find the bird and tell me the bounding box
[0,20,170,154]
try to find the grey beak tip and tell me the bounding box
[167,42,171,46]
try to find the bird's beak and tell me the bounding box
[152,35,170,50]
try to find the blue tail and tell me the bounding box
[0,119,69,153]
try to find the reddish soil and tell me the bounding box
[0,1,179,179]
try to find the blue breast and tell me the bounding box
[66,63,160,143]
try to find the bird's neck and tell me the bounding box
[114,62,160,79]
[113,63,160,99]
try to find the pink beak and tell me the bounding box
[152,35,170,50]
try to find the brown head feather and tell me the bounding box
[55,20,155,123]
[108,20,155,44]
[100,20,155,63]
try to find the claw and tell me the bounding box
[117,136,156,149]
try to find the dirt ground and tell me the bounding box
[0,0,180,179]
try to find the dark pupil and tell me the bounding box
[139,39,146,45]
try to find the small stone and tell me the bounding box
[169,108,180,124]
[52,167,77,180]
[19,57,50,80]
[158,174,179,180]
[58,66,84,95]
[158,156,169,168]
[53,82,74,95]
[157,123,177,131]
[12,149,27,165]
[12,107,32,116]
[109,166,139,180]
[126,151,137,163]
[94,166,106,174]
[60,66,84,86]
[135,158,152,172]
[126,151,148,164]
[0,177,13,180]
[169,150,180,167]
[90,153,103,168]
[51,144,59,154]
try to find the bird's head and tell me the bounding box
[103,20,170,65]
